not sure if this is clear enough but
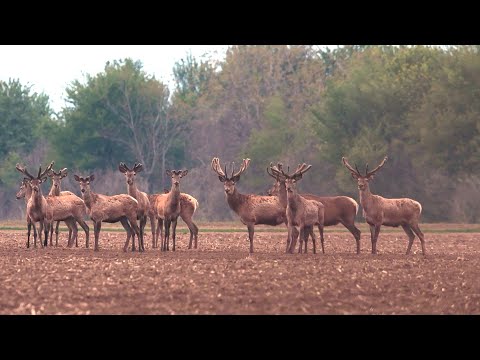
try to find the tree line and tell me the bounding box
[2,45,480,222]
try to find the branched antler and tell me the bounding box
[366,156,388,178]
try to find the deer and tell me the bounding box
[158,169,190,251]
[47,167,87,247]
[342,156,426,256]
[15,162,54,248]
[149,191,199,250]
[211,157,293,254]
[16,178,37,248]
[118,162,150,252]
[270,163,325,254]
[16,178,89,248]
[74,174,141,252]
[267,164,361,254]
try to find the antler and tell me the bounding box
[211,157,227,178]
[38,161,54,179]
[268,162,287,180]
[292,163,312,177]
[342,157,362,177]
[366,156,388,178]
[232,158,250,178]
[15,163,35,179]
[119,162,130,173]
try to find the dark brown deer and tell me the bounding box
[119,162,150,252]
[211,157,290,254]
[150,192,199,250]
[47,167,89,247]
[74,174,141,252]
[15,162,54,248]
[160,169,189,251]
[271,163,325,254]
[342,156,426,256]
[267,164,361,254]
[16,179,37,248]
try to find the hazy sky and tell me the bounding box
[0,45,230,113]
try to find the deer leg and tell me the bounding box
[77,219,90,248]
[120,218,133,252]
[402,224,416,255]
[68,220,78,248]
[42,221,48,248]
[410,223,426,256]
[310,227,317,254]
[289,227,299,254]
[184,217,195,249]
[150,215,156,248]
[172,218,178,251]
[247,224,254,254]
[94,221,102,251]
[129,217,141,252]
[298,227,304,253]
[371,225,381,254]
[164,219,171,251]
[317,224,325,254]
[156,218,163,250]
[27,220,32,248]
[140,216,147,252]
[342,221,361,254]
[54,220,61,247]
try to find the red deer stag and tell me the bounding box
[47,167,90,247]
[16,178,37,248]
[267,163,361,254]
[159,169,189,251]
[342,156,426,256]
[15,162,54,248]
[119,162,150,252]
[149,191,198,250]
[211,157,289,254]
[271,163,325,254]
[74,174,141,252]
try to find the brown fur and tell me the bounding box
[212,157,287,254]
[74,174,140,252]
[343,156,426,255]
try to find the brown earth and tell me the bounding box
[0,226,479,314]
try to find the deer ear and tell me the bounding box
[366,174,374,181]
[89,174,95,182]
[47,170,54,177]
[218,176,226,183]
[293,173,303,181]
[180,169,188,178]
[135,164,144,173]
[351,173,359,180]
[166,170,172,177]
[61,168,68,178]
[74,175,81,182]
[40,177,48,183]
[118,163,127,173]
[232,175,240,183]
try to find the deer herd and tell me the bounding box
[13,155,426,256]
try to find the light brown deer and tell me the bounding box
[160,169,189,251]
[149,192,199,250]
[272,163,325,254]
[211,157,290,254]
[16,179,89,248]
[118,162,150,252]
[47,167,88,247]
[16,178,37,248]
[267,163,361,254]
[74,174,141,252]
[15,162,54,248]
[342,156,426,256]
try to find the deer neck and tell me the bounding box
[286,190,301,211]
[359,184,374,212]
[30,188,45,207]
[226,188,246,214]
[278,181,288,208]
[49,183,61,196]
[82,188,96,209]
[167,184,180,208]
[127,182,139,199]
[24,184,33,205]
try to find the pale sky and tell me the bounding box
[0,45,230,113]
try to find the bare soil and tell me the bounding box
[1,227,479,314]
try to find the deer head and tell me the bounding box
[47,167,68,190]
[74,174,95,194]
[211,157,251,195]
[266,162,286,196]
[166,169,188,188]
[16,178,30,200]
[342,156,388,190]
[276,163,312,194]
[119,162,143,185]
[16,161,54,193]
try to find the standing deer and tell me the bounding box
[267,163,361,254]
[118,162,150,252]
[16,178,37,248]
[271,163,325,254]
[47,167,87,247]
[160,169,189,251]
[342,156,426,256]
[15,162,54,248]
[74,174,141,252]
[211,157,291,254]
[149,192,199,250]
